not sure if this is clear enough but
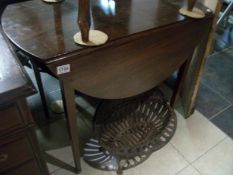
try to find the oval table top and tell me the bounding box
[1,0,212,99]
[2,0,190,63]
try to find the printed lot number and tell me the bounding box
[57,64,70,75]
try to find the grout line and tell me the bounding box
[174,164,190,175]
[170,143,191,165]
[50,160,79,175]
[201,82,232,104]
[174,164,204,175]
[209,104,233,120]
[190,137,228,175]
[190,136,227,165]
[171,142,203,175]
[48,159,75,175]
[48,166,61,174]
[192,165,203,175]
[170,133,227,166]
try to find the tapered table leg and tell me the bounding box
[60,80,81,174]
[31,61,50,119]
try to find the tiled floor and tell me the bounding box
[24,74,233,175]
[35,105,232,175]
[195,19,233,139]
[165,46,233,139]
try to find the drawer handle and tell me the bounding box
[0,154,8,162]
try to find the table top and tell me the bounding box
[1,0,206,64]
[1,0,212,99]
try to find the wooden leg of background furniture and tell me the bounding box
[60,80,81,174]
[31,61,50,119]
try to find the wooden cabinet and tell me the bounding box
[0,100,49,175]
[0,132,33,173]
[0,28,49,175]
[0,103,29,135]
[4,161,41,175]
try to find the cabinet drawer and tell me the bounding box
[0,104,24,135]
[0,136,33,173]
[4,160,40,175]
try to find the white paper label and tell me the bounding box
[57,64,70,75]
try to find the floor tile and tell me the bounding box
[224,46,233,60]
[171,111,226,163]
[193,137,233,175]
[46,146,74,167]
[41,72,60,93]
[47,162,61,174]
[51,159,116,175]
[125,144,188,175]
[212,105,233,139]
[25,66,60,93]
[28,91,98,127]
[24,66,38,88]
[32,109,64,128]
[176,166,200,175]
[35,119,70,151]
[36,110,92,151]
[27,89,62,112]
[202,47,233,102]
[28,90,64,126]
[52,144,188,175]
[195,83,231,118]
[38,113,93,173]
[214,36,229,51]
[27,93,43,113]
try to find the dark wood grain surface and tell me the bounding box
[1,0,210,63]
[48,17,210,99]
[1,0,213,99]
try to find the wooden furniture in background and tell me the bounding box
[1,0,213,173]
[0,28,49,175]
[180,0,222,117]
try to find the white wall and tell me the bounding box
[199,0,219,11]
